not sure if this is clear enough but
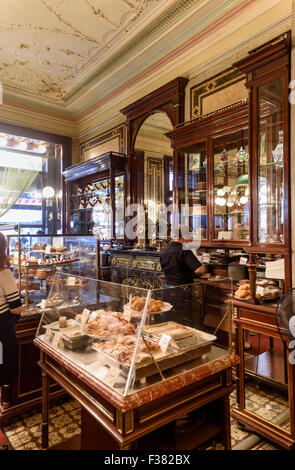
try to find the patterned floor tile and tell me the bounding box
[1,382,288,451]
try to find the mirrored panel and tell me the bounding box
[134,113,173,241]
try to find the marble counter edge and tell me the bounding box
[34,337,239,412]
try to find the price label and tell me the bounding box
[67,277,76,286]
[89,310,99,321]
[240,257,248,265]
[126,307,134,323]
[45,245,51,254]
[104,367,120,386]
[44,327,52,343]
[159,333,172,353]
[38,259,42,265]
[40,299,47,310]
[81,309,91,329]
[52,331,63,349]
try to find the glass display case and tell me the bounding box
[7,234,99,310]
[256,80,286,245]
[166,100,249,247]
[213,129,249,241]
[231,32,294,450]
[181,141,207,240]
[63,152,126,238]
[36,273,233,397]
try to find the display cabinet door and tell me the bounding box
[115,174,125,240]
[254,76,289,249]
[179,140,208,241]
[212,129,249,243]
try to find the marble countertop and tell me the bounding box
[34,337,239,412]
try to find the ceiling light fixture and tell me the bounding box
[38,144,47,154]
[18,141,28,151]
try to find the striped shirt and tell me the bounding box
[0,268,22,315]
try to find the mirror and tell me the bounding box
[134,113,173,230]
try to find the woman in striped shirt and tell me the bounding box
[0,233,22,386]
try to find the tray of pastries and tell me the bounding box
[123,296,172,322]
[93,335,164,368]
[143,321,217,351]
[82,310,136,340]
[235,280,282,301]
[234,282,251,300]
[93,323,216,380]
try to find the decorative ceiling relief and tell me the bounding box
[0,0,165,102]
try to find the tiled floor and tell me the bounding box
[3,399,81,450]
[2,380,288,450]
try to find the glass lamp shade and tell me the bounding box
[18,141,28,150]
[236,174,249,186]
[38,144,47,154]
[220,149,229,162]
[215,197,226,207]
[42,186,55,198]
[240,196,248,205]
[235,147,248,165]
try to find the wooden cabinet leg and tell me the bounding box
[219,396,231,450]
[41,370,49,449]
[2,384,11,410]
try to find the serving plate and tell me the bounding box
[123,301,172,316]
[47,319,78,331]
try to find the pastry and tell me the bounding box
[59,316,67,328]
[129,296,164,313]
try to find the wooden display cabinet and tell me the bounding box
[166,32,292,448]
[166,100,249,247]
[63,152,126,238]
[0,316,64,424]
[230,32,293,449]
[35,339,238,450]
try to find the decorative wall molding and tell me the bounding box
[80,124,125,161]
[190,67,247,119]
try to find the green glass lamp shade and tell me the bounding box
[236,174,266,186]
[236,174,249,186]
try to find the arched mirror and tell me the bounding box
[120,77,188,246]
[134,113,173,228]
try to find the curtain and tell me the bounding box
[0,167,39,219]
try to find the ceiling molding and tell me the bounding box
[0,0,292,142]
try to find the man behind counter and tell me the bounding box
[159,228,205,327]
[160,229,205,287]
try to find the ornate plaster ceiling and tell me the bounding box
[0,0,178,103]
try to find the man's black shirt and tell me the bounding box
[160,241,202,286]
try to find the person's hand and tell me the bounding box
[194,265,206,276]
[10,306,22,315]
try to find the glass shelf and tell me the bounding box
[259,161,282,168]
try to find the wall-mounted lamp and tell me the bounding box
[42,186,55,199]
